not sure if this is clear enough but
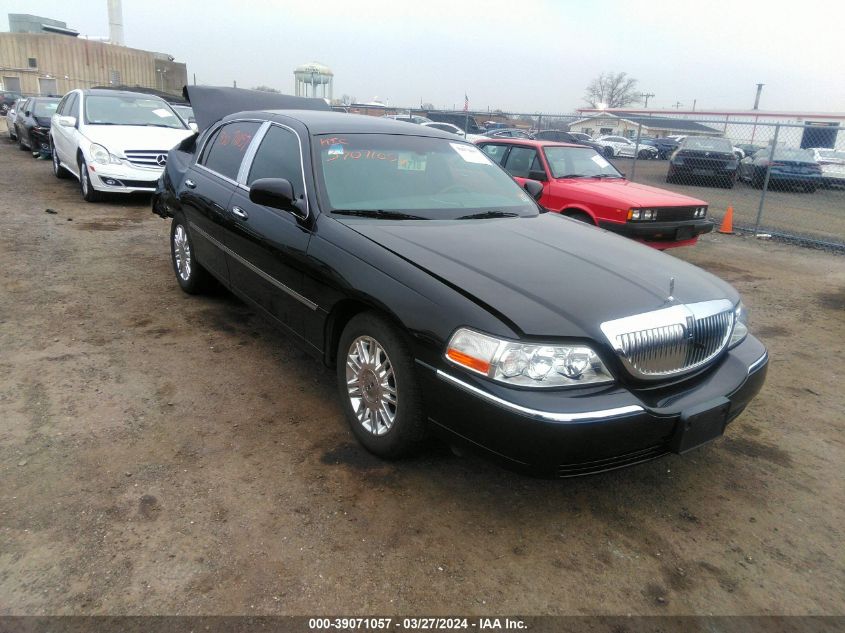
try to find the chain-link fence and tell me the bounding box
[599,118,845,249]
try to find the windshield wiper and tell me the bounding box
[332,209,428,220]
[589,174,623,179]
[556,174,588,179]
[456,211,520,220]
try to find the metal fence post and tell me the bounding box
[630,122,643,181]
[754,123,780,234]
[537,114,542,133]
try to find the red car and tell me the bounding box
[476,139,714,249]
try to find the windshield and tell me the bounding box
[543,146,623,179]
[33,100,59,117]
[315,134,538,219]
[83,95,187,128]
[681,137,733,152]
[772,148,815,161]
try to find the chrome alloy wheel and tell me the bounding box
[173,224,192,281]
[52,150,60,174]
[345,335,398,435]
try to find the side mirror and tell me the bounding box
[58,115,76,127]
[249,178,301,215]
[523,179,544,201]
[25,111,32,117]
[528,169,547,182]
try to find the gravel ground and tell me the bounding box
[1,134,844,616]
[612,157,845,246]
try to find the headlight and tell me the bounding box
[89,143,123,165]
[729,302,748,348]
[628,208,655,221]
[445,328,614,388]
[693,206,708,218]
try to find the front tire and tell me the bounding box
[170,213,211,294]
[337,312,426,459]
[78,158,103,202]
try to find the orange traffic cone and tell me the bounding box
[718,206,734,234]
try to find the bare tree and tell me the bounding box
[341,94,356,106]
[584,72,639,108]
[252,85,281,93]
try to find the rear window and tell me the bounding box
[201,121,261,181]
[681,137,733,152]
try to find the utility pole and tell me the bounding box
[753,83,764,110]
[672,101,683,109]
[640,92,655,108]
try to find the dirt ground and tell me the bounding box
[0,132,844,617]
[612,156,845,246]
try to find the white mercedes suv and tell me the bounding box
[50,89,194,202]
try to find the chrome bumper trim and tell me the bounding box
[748,350,769,375]
[436,370,644,423]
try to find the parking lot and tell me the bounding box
[1,133,844,617]
[612,157,845,246]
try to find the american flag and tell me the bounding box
[463,94,468,112]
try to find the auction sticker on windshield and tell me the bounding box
[591,154,611,168]
[450,143,492,164]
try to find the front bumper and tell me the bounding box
[598,218,714,243]
[88,162,163,194]
[418,335,768,477]
[30,128,52,156]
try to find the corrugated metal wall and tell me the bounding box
[0,33,186,96]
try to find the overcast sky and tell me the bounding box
[5,0,844,113]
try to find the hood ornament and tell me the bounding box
[667,277,675,303]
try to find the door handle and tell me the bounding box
[184,179,196,189]
[231,206,248,220]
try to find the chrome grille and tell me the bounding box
[124,150,168,168]
[601,300,735,380]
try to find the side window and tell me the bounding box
[246,125,304,194]
[503,146,538,178]
[65,94,79,118]
[480,144,509,165]
[56,95,69,115]
[200,121,261,181]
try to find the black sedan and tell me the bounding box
[15,97,60,158]
[666,136,739,188]
[153,86,768,477]
[650,137,680,159]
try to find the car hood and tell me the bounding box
[341,213,736,339]
[553,178,707,207]
[81,125,194,153]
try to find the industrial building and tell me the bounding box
[0,4,187,97]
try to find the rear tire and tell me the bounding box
[170,212,211,294]
[337,312,426,459]
[603,146,614,158]
[51,143,70,179]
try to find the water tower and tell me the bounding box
[294,62,333,100]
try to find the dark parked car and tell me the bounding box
[650,137,681,159]
[534,129,604,154]
[152,86,768,477]
[735,144,764,159]
[1,90,23,115]
[667,136,739,188]
[14,97,60,158]
[738,148,823,192]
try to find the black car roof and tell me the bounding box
[220,109,461,139]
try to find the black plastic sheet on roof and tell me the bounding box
[183,85,330,132]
